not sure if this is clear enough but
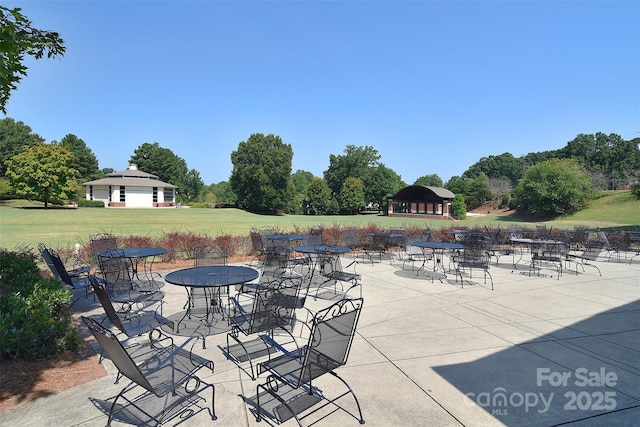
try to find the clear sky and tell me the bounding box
[4,1,639,186]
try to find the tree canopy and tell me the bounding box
[339,177,365,215]
[513,158,595,217]
[0,6,66,113]
[4,142,78,207]
[52,134,100,182]
[0,117,44,175]
[414,174,443,187]
[304,177,333,215]
[230,133,294,213]
[129,142,204,203]
[324,145,380,196]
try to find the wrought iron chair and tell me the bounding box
[82,316,216,425]
[529,237,569,280]
[316,252,361,299]
[97,249,164,303]
[402,232,434,272]
[89,232,118,264]
[224,280,300,379]
[455,232,494,289]
[38,243,92,301]
[255,298,365,426]
[89,274,172,339]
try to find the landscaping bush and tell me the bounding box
[77,199,105,207]
[0,248,82,361]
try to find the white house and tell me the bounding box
[82,164,177,208]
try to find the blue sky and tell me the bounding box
[4,1,639,186]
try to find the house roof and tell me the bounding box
[390,185,455,200]
[82,165,177,188]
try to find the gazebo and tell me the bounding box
[387,185,455,219]
[82,164,177,208]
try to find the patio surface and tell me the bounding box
[1,250,639,426]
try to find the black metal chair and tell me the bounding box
[38,242,92,301]
[255,298,365,426]
[97,248,163,303]
[402,232,434,272]
[82,316,216,425]
[316,252,361,299]
[455,232,494,289]
[224,280,300,379]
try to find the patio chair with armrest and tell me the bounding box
[254,297,365,426]
[81,316,216,426]
[89,232,118,264]
[97,249,164,303]
[224,280,301,379]
[38,243,92,302]
[455,232,494,289]
[88,274,173,368]
[316,252,361,299]
[402,232,434,272]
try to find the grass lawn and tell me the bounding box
[0,191,638,250]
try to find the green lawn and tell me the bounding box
[1,191,638,250]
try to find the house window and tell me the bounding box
[153,187,158,203]
[163,188,174,203]
[119,186,125,202]
[89,185,93,200]
[108,186,112,202]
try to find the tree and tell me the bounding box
[292,170,315,195]
[304,177,332,215]
[463,153,523,186]
[364,164,405,212]
[451,193,467,219]
[230,133,294,213]
[339,177,365,214]
[52,134,100,182]
[4,142,78,207]
[0,6,66,113]
[130,142,203,203]
[513,158,595,217]
[0,117,44,175]
[324,145,380,196]
[414,174,443,187]
[207,181,237,206]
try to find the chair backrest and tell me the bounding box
[341,228,361,248]
[250,228,266,254]
[194,244,227,267]
[88,275,128,335]
[38,243,61,280]
[90,233,117,260]
[308,226,324,246]
[97,249,134,295]
[460,232,491,266]
[39,243,74,287]
[82,316,155,393]
[298,298,363,387]
[236,281,299,335]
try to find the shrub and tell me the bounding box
[0,248,82,361]
[77,199,104,207]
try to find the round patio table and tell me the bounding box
[413,241,464,279]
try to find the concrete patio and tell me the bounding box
[1,250,639,426]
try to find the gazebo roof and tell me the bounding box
[82,164,177,188]
[390,185,455,200]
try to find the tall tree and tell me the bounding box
[304,177,332,215]
[364,164,405,211]
[339,177,365,214]
[0,117,44,175]
[323,145,380,196]
[292,169,315,194]
[414,174,443,187]
[230,133,294,213]
[4,142,78,207]
[52,134,100,182]
[130,142,203,203]
[0,6,66,113]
